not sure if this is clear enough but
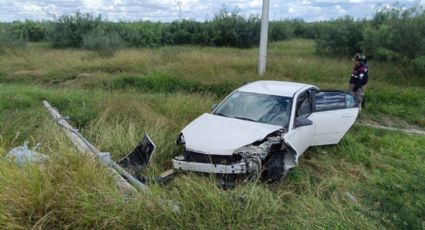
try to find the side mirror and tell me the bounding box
[295,117,313,128]
[211,104,218,111]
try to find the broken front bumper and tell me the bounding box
[172,159,247,174]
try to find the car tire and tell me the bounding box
[266,152,288,183]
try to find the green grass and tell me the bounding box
[1,39,424,126]
[0,39,424,229]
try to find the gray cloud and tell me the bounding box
[0,0,423,22]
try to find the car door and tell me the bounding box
[284,89,314,157]
[309,90,359,146]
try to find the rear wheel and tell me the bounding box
[266,152,289,183]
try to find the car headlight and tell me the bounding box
[176,133,185,145]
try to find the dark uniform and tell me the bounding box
[348,53,368,109]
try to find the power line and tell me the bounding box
[177,0,182,21]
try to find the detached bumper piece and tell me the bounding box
[118,134,156,182]
[172,157,247,174]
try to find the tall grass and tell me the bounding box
[1,83,424,228]
[1,39,423,126]
[0,39,424,228]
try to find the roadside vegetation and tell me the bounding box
[0,5,425,229]
[1,38,424,229]
[1,6,425,73]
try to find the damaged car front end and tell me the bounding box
[172,90,298,183]
[172,128,297,183]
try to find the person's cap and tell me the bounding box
[352,53,367,61]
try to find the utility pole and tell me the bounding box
[258,0,270,76]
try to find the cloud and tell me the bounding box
[82,0,106,11]
[0,0,423,22]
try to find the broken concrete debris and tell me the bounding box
[6,141,47,165]
[345,191,358,204]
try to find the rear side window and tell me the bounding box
[314,91,345,112]
[345,93,357,108]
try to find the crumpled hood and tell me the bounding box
[182,113,282,156]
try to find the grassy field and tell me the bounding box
[0,39,424,229]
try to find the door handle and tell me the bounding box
[342,114,352,118]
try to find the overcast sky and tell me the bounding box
[0,0,424,22]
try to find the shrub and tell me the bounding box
[11,20,45,42]
[206,8,261,48]
[361,25,389,59]
[411,56,425,75]
[0,10,319,50]
[292,19,324,39]
[117,22,164,47]
[315,6,425,62]
[383,7,425,59]
[3,5,423,64]
[82,27,125,55]
[0,26,25,53]
[316,16,364,56]
[363,7,425,61]
[269,21,294,41]
[163,20,204,45]
[374,48,404,62]
[47,12,102,48]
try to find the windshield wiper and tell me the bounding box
[214,112,228,117]
[233,116,255,122]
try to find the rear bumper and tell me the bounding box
[172,159,247,174]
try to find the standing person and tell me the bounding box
[348,52,368,110]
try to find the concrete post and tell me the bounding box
[258,0,270,76]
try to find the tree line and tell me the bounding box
[1,6,424,74]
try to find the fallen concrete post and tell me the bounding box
[42,100,150,194]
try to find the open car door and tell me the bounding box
[284,90,314,157]
[309,91,359,146]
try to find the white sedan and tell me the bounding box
[172,80,359,182]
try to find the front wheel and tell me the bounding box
[265,152,289,183]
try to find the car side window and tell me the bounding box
[345,93,358,108]
[296,91,312,117]
[314,91,346,112]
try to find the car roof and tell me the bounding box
[237,80,316,98]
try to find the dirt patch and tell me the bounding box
[12,69,45,78]
[62,72,110,87]
[360,116,424,130]
[359,121,425,136]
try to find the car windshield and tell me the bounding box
[213,91,292,128]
